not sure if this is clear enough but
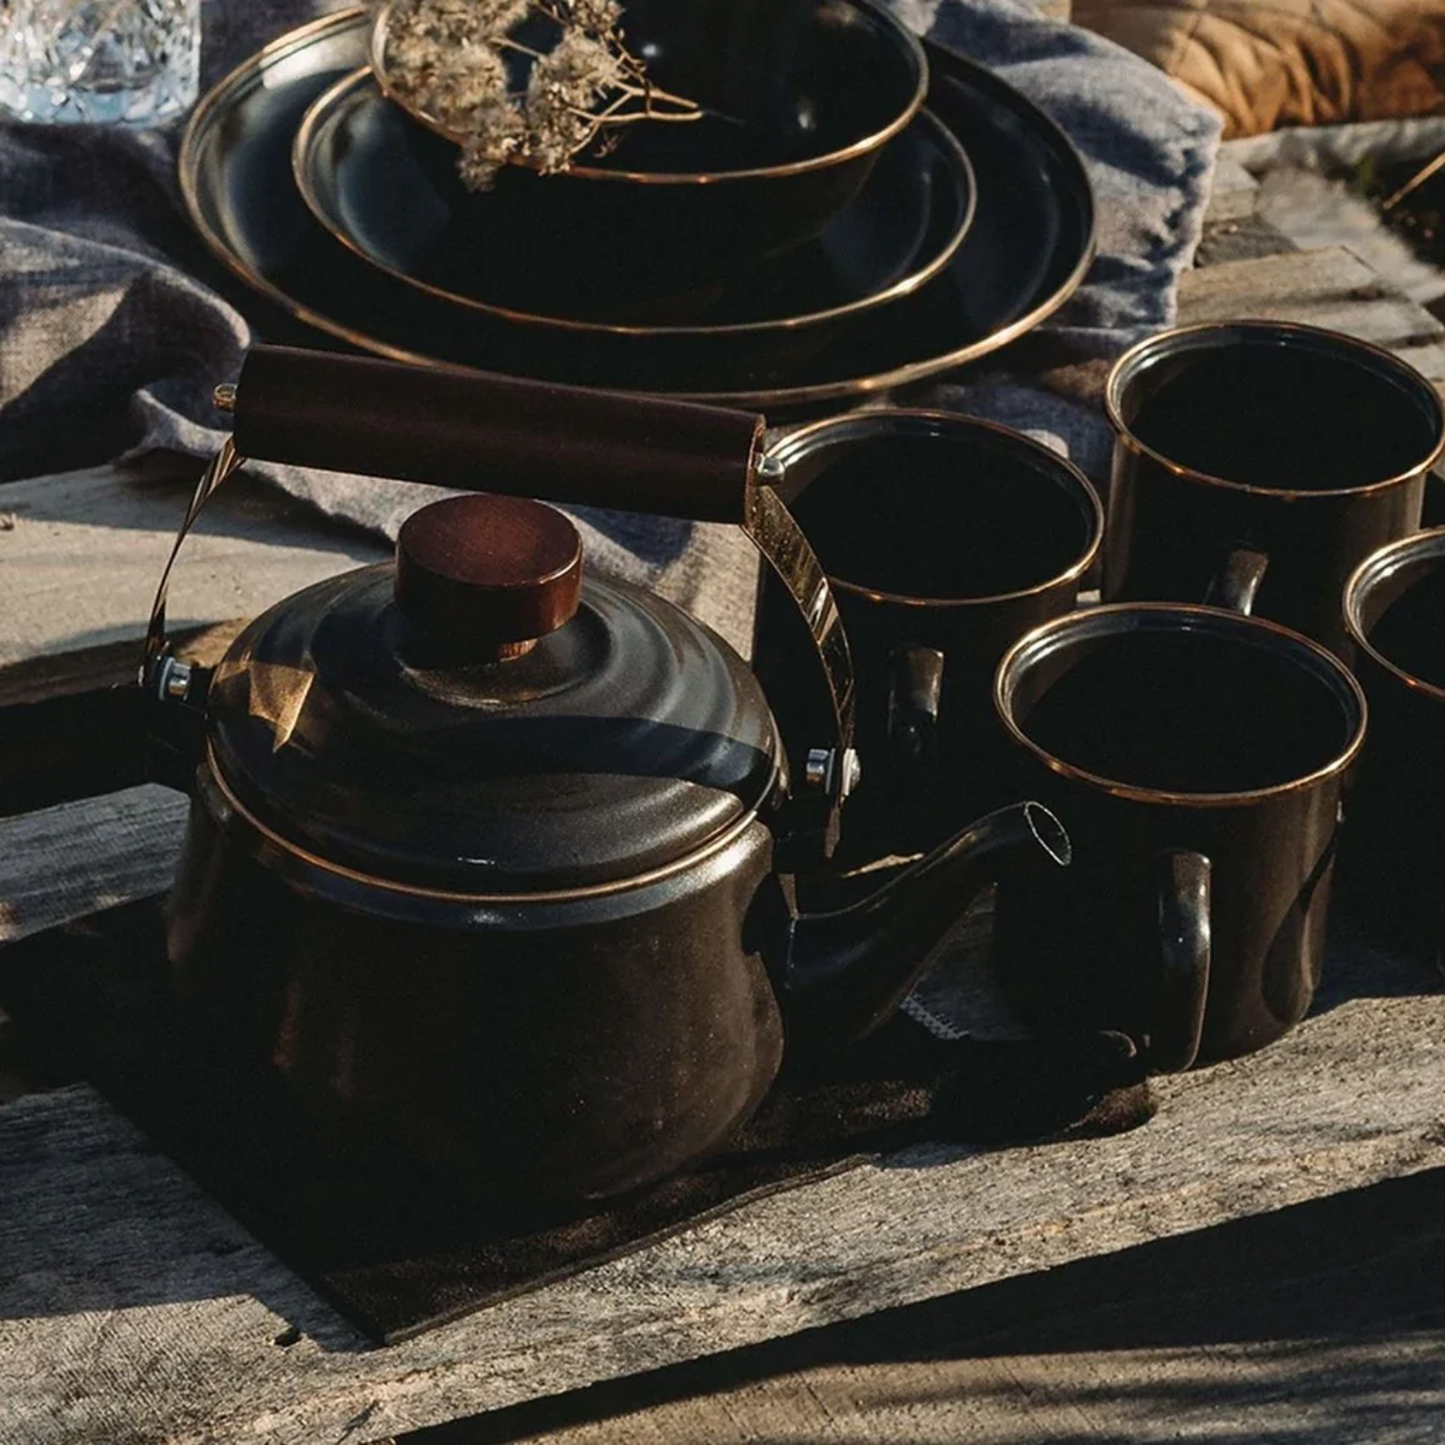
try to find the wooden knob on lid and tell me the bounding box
[395,494,583,661]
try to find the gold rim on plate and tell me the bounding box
[178,7,1097,409]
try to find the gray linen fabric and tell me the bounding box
[0,0,1221,648]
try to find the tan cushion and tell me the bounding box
[1075,0,1445,137]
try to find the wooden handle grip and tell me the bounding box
[232,346,765,524]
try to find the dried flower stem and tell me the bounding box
[379,0,705,191]
[491,34,696,111]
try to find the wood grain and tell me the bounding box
[0,451,384,814]
[0,623,245,818]
[1178,246,1445,382]
[0,457,387,668]
[0,621,245,712]
[400,1167,1445,1445]
[0,951,1440,1445]
[0,788,186,945]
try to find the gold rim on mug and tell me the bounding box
[291,70,976,339]
[994,601,1369,809]
[763,411,1105,608]
[367,0,929,187]
[178,7,1097,408]
[1344,526,1445,705]
[1104,319,1445,501]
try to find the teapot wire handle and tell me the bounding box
[743,476,856,759]
[140,433,245,698]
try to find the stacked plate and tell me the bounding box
[180,4,1096,410]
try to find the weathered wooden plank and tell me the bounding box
[0,945,1441,1445]
[1178,245,1445,380]
[0,623,246,818]
[476,1322,1445,1445]
[0,683,150,819]
[3,244,1445,1445]
[1194,214,1297,268]
[0,457,386,816]
[0,621,244,712]
[0,459,388,668]
[0,787,186,944]
[408,1168,1445,1445]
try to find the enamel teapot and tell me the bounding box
[147,347,1068,1202]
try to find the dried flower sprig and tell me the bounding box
[379,0,703,190]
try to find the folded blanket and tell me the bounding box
[0,0,1220,651]
[1077,0,1445,141]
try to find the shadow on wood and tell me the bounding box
[406,1166,1445,1445]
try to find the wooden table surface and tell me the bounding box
[2,171,1443,1445]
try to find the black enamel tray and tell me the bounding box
[179,8,1095,408]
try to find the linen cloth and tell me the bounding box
[0,0,1221,648]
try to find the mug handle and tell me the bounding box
[886,644,945,767]
[1205,545,1269,615]
[1149,849,1211,1072]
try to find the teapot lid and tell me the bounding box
[203,496,780,894]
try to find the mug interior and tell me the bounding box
[1002,612,1361,795]
[1352,540,1445,693]
[1116,333,1441,493]
[788,425,1097,600]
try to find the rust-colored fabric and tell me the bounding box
[1075,0,1445,137]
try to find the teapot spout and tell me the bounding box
[784,802,1070,1051]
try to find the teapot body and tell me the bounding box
[151,368,1069,1203]
[169,765,786,1201]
